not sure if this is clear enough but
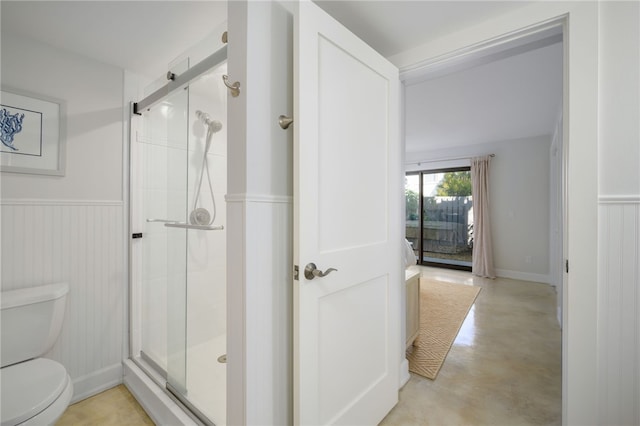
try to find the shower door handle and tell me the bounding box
[304,263,337,280]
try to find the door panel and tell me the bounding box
[317,35,390,252]
[317,275,389,423]
[294,3,401,425]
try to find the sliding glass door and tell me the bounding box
[131,56,228,425]
[405,168,473,270]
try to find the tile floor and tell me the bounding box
[56,385,154,426]
[380,266,562,425]
[55,266,561,426]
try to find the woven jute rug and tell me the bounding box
[407,278,481,380]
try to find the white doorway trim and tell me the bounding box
[397,14,568,422]
[400,17,563,85]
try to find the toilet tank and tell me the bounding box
[1,283,69,368]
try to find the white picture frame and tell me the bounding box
[0,88,66,176]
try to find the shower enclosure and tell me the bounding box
[129,46,228,425]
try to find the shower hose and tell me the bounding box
[191,112,221,226]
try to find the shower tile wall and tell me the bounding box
[187,86,227,349]
[136,105,188,368]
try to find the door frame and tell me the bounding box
[399,14,569,420]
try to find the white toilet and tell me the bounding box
[1,283,73,426]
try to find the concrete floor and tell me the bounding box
[380,266,562,426]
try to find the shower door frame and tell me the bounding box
[132,46,228,115]
[128,44,229,426]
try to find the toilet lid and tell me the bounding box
[1,358,69,426]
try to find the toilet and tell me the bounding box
[1,283,73,426]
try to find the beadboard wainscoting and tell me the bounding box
[0,199,126,403]
[597,196,640,426]
[226,193,293,426]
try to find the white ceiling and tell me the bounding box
[314,1,534,58]
[405,42,563,152]
[1,1,560,151]
[0,1,227,79]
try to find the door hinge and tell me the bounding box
[293,265,299,281]
[565,259,569,273]
[132,232,143,239]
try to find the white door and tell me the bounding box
[293,2,402,425]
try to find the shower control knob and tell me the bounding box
[190,208,212,226]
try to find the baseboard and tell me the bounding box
[399,358,411,389]
[123,359,198,426]
[495,268,550,284]
[70,363,123,403]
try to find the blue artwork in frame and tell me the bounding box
[0,107,28,152]
[0,88,65,176]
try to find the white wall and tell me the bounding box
[596,2,640,425]
[598,1,640,197]
[227,2,293,424]
[393,2,600,424]
[407,136,552,283]
[0,34,126,401]
[1,34,123,201]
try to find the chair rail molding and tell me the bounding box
[1,198,123,206]
[598,195,640,204]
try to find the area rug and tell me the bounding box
[407,278,481,380]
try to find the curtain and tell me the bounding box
[471,156,495,278]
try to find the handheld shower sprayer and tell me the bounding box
[196,110,223,133]
[191,110,222,226]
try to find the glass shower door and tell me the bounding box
[163,62,227,425]
[164,68,189,399]
[132,54,227,426]
[133,62,189,400]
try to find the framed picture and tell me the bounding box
[0,88,66,176]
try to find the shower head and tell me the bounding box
[196,110,222,133]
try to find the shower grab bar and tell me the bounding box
[165,223,223,231]
[146,218,223,231]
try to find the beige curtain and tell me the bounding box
[471,156,495,278]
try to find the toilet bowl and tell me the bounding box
[1,358,73,426]
[1,283,73,426]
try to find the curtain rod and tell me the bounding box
[406,153,495,166]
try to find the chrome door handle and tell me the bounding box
[304,263,337,280]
